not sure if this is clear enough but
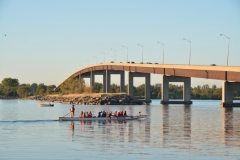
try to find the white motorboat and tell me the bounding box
[39,103,54,107]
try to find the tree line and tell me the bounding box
[0,78,56,98]
[1,77,240,99]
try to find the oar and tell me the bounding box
[63,112,70,117]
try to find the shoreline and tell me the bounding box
[28,93,147,105]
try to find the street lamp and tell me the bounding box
[101,52,106,63]
[158,42,164,64]
[183,38,191,65]
[93,55,97,64]
[122,46,128,62]
[137,44,144,63]
[220,34,230,66]
[111,49,116,62]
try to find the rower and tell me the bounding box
[138,111,141,116]
[70,105,75,117]
[123,110,127,116]
[88,111,92,117]
[79,111,84,118]
[113,111,118,117]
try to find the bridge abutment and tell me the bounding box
[161,75,192,104]
[128,72,151,103]
[220,81,240,107]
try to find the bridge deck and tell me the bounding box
[57,63,240,88]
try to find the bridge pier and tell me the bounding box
[90,71,106,93]
[128,72,151,103]
[161,75,192,104]
[220,81,240,107]
[106,70,125,93]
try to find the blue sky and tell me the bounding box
[0,0,240,87]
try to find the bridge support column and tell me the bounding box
[90,71,94,93]
[90,71,106,93]
[128,72,151,103]
[220,81,240,107]
[106,71,125,93]
[161,76,192,104]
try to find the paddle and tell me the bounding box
[63,112,70,117]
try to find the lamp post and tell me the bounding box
[111,49,116,62]
[183,38,191,65]
[101,52,105,63]
[137,44,144,63]
[93,56,97,64]
[220,34,230,66]
[158,42,164,64]
[122,46,128,62]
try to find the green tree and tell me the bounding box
[17,85,31,98]
[150,85,161,98]
[1,78,19,97]
[36,83,47,96]
[46,85,56,95]
[110,84,120,93]
[30,83,38,96]
[213,88,222,99]
[92,82,103,93]
[60,77,84,94]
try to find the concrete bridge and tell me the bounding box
[56,63,240,107]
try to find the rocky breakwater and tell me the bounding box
[30,93,146,105]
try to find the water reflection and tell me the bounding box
[221,108,240,148]
[162,104,192,151]
[184,105,191,140]
[70,121,74,141]
[162,105,169,146]
[66,104,240,158]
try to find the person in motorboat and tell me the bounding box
[70,105,75,117]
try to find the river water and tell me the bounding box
[0,99,240,159]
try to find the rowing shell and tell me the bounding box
[58,115,147,121]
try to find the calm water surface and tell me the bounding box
[0,99,240,159]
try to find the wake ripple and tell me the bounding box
[0,119,58,123]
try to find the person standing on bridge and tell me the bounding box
[70,105,75,117]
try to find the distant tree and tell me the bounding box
[136,84,145,97]
[110,84,120,93]
[46,85,56,95]
[1,78,19,97]
[36,83,47,96]
[213,88,222,99]
[92,82,103,93]
[150,85,161,98]
[17,85,31,98]
[0,84,3,95]
[30,83,38,96]
[60,77,84,94]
